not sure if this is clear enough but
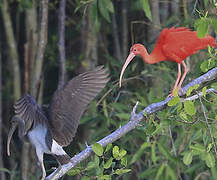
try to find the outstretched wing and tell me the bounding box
[48,66,109,147]
[13,94,49,133]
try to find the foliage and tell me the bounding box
[1,0,217,179]
[66,143,130,179]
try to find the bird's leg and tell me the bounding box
[36,149,46,180]
[169,63,181,96]
[49,160,62,179]
[177,61,189,89]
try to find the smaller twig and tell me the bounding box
[191,0,198,15]
[169,125,177,156]
[130,21,161,45]
[182,88,217,101]
[132,101,139,115]
[96,75,144,106]
[199,95,217,155]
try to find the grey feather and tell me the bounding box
[49,66,109,146]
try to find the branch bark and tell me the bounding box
[58,0,66,89]
[46,67,217,180]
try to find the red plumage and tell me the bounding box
[119,27,217,95]
[155,27,217,63]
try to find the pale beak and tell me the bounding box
[7,122,18,156]
[119,52,136,87]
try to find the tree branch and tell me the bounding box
[46,67,217,180]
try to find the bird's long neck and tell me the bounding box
[140,47,165,64]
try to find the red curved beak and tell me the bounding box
[119,52,135,87]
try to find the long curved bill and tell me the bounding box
[7,122,18,156]
[119,52,135,87]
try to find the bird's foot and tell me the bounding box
[41,173,46,180]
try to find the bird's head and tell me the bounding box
[119,43,145,87]
[130,43,145,56]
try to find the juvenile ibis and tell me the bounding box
[7,66,109,179]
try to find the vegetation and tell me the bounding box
[0,0,217,179]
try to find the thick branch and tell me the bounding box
[58,0,66,89]
[46,67,217,180]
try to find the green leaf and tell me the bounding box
[130,142,151,164]
[115,168,131,175]
[212,19,217,34]
[98,175,111,180]
[103,100,109,118]
[94,155,100,166]
[85,161,97,171]
[104,157,113,169]
[158,143,179,165]
[67,167,82,176]
[140,0,152,21]
[202,87,207,97]
[195,18,209,38]
[173,88,179,97]
[184,101,196,116]
[81,176,90,180]
[211,82,217,90]
[92,143,104,156]
[116,113,130,120]
[186,84,200,96]
[105,0,114,13]
[179,111,188,121]
[112,146,120,159]
[99,0,111,22]
[207,143,213,152]
[200,59,216,72]
[205,152,215,168]
[151,144,157,164]
[0,168,11,174]
[121,156,128,167]
[183,151,193,165]
[119,149,127,158]
[105,144,112,153]
[190,143,206,154]
[211,166,217,180]
[90,1,100,32]
[165,165,177,180]
[155,163,166,179]
[168,97,180,107]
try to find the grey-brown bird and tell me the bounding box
[7,66,109,180]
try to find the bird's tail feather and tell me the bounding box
[54,154,71,165]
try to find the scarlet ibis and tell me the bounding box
[7,66,109,180]
[119,27,217,95]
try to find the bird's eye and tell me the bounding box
[134,49,137,52]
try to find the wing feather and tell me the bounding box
[162,27,216,63]
[49,66,109,146]
[13,94,49,133]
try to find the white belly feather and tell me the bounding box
[28,125,66,155]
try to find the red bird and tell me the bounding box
[119,27,217,95]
